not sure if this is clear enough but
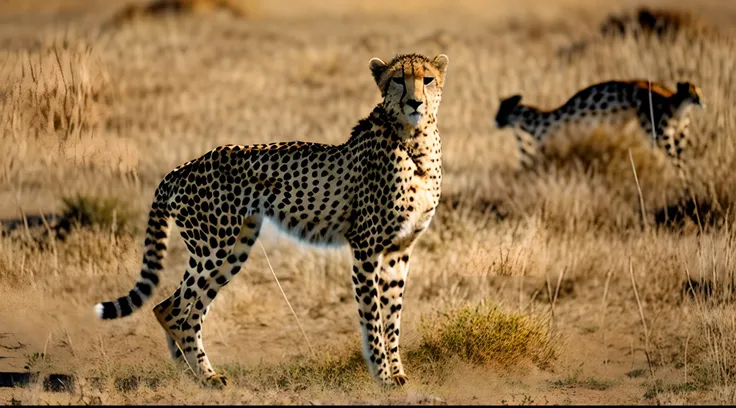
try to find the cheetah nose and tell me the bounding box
[406,100,423,111]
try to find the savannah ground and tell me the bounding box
[1,0,736,404]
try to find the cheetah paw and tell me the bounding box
[204,373,230,389]
[392,373,409,386]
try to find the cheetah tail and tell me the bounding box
[94,185,174,320]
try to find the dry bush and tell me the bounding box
[0,194,135,248]
[677,229,736,390]
[57,195,135,235]
[559,6,730,65]
[410,300,559,371]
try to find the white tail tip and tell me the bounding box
[94,303,105,319]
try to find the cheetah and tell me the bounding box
[494,80,704,179]
[103,0,250,31]
[600,7,718,41]
[93,53,450,388]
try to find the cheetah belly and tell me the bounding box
[264,193,352,247]
[232,147,353,247]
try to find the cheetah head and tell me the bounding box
[494,94,523,128]
[676,81,705,109]
[369,53,449,130]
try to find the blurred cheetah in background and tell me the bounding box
[94,53,449,388]
[103,0,252,30]
[494,80,704,180]
[600,7,719,40]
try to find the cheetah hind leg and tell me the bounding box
[153,293,228,388]
[153,288,221,388]
[153,293,195,370]
[162,304,212,368]
[184,216,261,388]
[150,256,207,380]
[154,216,262,389]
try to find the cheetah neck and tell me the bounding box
[346,104,442,179]
[403,123,442,179]
[509,105,554,139]
[382,105,442,178]
[667,95,694,119]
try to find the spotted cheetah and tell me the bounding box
[494,80,704,178]
[93,53,449,388]
[103,0,250,31]
[600,7,718,41]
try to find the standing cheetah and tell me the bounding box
[93,53,450,388]
[494,80,704,178]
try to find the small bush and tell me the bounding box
[0,194,134,251]
[411,301,559,370]
[57,194,134,238]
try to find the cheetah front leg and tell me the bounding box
[349,246,392,386]
[656,118,694,201]
[513,128,540,171]
[379,243,415,386]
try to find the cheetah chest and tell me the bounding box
[396,167,441,240]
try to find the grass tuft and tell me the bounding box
[219,343,369,392]
[57,194,134,237]
[411,301,560,370]
[551,373,616,390]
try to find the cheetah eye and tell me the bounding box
[423,77,434,85]
[392,77,405,86]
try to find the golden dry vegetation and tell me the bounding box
[1,0,736,404]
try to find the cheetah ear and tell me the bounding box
[369,57,388,86]
[676,82,690,94]
[432,54,449,75]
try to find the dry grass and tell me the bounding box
[411,301,559,370]
[1,0,736,405]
